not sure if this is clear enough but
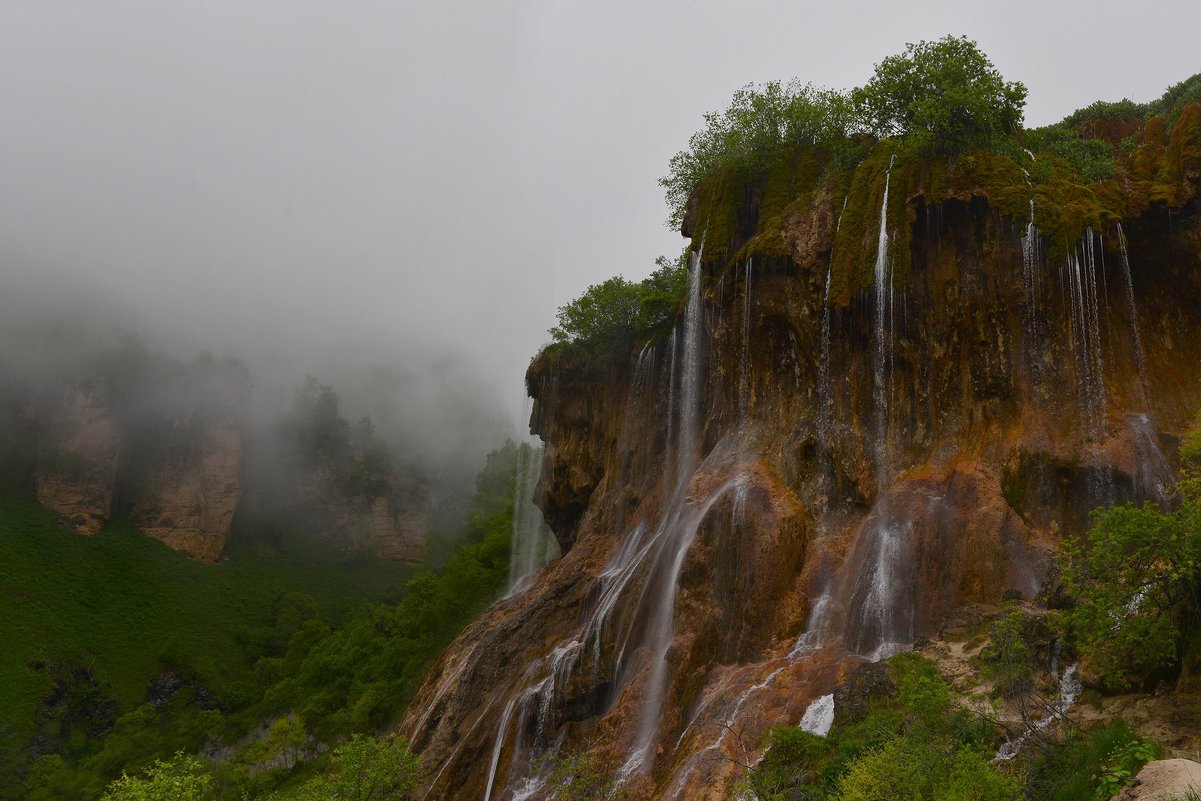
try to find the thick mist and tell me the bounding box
[2,1,1199,483]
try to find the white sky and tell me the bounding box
[2,0,1198,431]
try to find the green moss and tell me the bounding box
[679,101,1200,324]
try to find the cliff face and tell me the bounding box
[35,379,122,535]
[28,360,251,561]
[404,107,1201,800]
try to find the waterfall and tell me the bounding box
[677,239,704,486]
[799,693,835,736]
[625,239,709,773]
[1129,413,1175,507]
[1021,199,1041,354]
[1116,224,1150,408]
[482,693,522,801]
[847,503,914,661]
[507,440,558,594]
[873,154,897,477]
[817,197,847,482]
[739,257,753,424]
[1065,230,1107,438]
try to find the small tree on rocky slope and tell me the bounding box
[1059,412,1201,687]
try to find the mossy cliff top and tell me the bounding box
[684,100,1201,307]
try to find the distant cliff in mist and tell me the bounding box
[0,339,430,563]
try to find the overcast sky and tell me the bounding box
[2,0,1198,432]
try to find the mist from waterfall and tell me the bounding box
[507,439,559,595]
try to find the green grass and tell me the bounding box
[0,497,416,754]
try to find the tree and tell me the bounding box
[852,36,1027,154]
[288,735,420,801]
[100,753,213,801]
[1059,410,1201,686]
[1060,502,1201,686]
[548,256,688,358]
[660,80,854,228]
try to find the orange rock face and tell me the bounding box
[35,379,122,535]
[405,172,1201,799]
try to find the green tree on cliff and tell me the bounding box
[1059,412,1201,686]
[549,255,687,357]
[852,35,1027,154]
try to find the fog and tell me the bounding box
[2,0,1199,473]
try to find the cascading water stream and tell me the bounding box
[739,257,753,424]
[818,197,845,447]
[507,438,558,595]
[1065,230,1107,439]
[624,238,708,775]
[1116,223,1150,409]
[873,154,897,478]
[470,239,715,798]
[1021,198,1041,353]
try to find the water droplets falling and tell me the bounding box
[872,154,897,478]
[799,693,835,736]
[1064,229,1107,439]
[740,256,753,424]
[508,439,558,595]
[1116,223,1150,409]
[1021,199,1041,352]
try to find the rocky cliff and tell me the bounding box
[35,378,122,535]
[403,104,1201,800]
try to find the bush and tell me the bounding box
[1024,125,1116,181]
[852,35,1026,155]
[742,654,1013,801]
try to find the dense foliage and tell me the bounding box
[660,80,854,229]
[852,35,1027,154]
[548,254,688,356]
[7,442,522,800]
[1058,413,1201,687]
[741,654,1017,801]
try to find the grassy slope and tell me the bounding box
[0,497,416,753]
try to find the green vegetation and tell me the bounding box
[3,441,522,800]
[660,80,854,229]
[1057,411,1201,688]
[741,653,1165,801]
[1025,721,1160,801]
[547,254,688,357]
[852,35,1026,155]
[555,41,1201,370]
[539,750,625,801]
[281,735,420,801]
[741,653,1018,801]
[99,753,213,801]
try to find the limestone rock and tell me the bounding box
[35,379,121,534]
[1112,759,1201,801]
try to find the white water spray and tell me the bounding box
[873,154,897,476]
[508,440,558,594]
[1116,224,1149,408]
